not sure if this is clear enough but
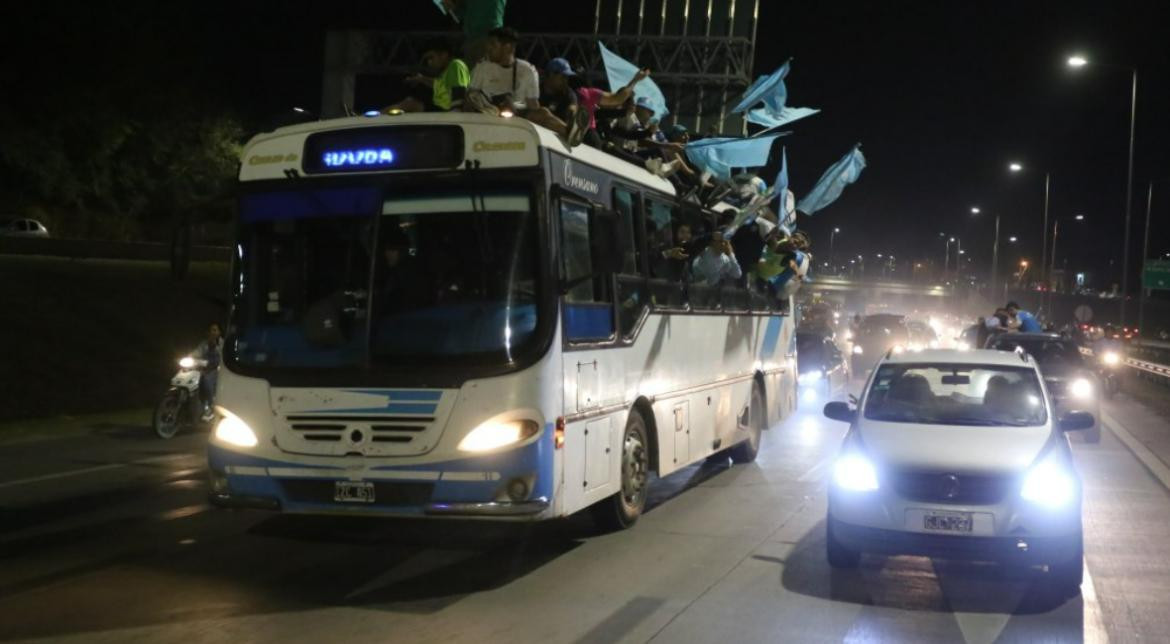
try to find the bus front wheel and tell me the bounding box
[591,410,651,531]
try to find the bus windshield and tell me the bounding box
[231,184,541,371]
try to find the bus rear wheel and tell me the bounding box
[730,383,765,464]
[591,410,651,531]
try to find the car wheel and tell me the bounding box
[591,410,651,531]
[826,517,861,569]
[730,383,765,464]
[1048,532,1084,597]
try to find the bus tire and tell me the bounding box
[730,383,765,464]
[591,410,651,531]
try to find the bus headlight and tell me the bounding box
[833,453,879,492]
[1021,458,1077,509]
[1069,378,1093,400]
[214,411,258,448]
[798,370,824,386]
[458,419,540,452]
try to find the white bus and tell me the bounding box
[207,112,797,528]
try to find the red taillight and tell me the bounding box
[554,417,565,449]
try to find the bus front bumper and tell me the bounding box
[207,435,555,519]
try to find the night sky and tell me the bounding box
[6,1,1169,289]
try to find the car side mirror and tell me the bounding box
[823,401,857,424]
[1058,411,1095,432]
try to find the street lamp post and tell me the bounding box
[1049,214,1086,295]
[1009,163,1051,311]
[1139,182,1154,338]
[972,206,1001,297]
[830,227,840,273]
[1069,54,1139,325]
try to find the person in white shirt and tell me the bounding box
[692,230,743,287]
[466,27,541,116]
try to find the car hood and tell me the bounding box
[858,420,1052,475]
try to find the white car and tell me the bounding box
[823,348,1094,595]
[0,218,50,238]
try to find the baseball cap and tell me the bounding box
[634,96,656,114]
[545,57,576,76]
[665,123,688,140]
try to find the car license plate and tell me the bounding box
[334,481,375,503]
[923,510,972,533]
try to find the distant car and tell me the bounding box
[797,331,851,406]
[985,333,1101,443]
[851,314,910,372]
[823,348,1093,596]
[0,218,50,238]
[906,320,940,351]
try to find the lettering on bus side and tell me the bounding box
[553,154,609,199]
[473,141,527,152]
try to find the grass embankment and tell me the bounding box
[0,255,230,422]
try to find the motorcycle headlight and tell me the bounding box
[214,411,258,448]
[178,357,196,369]
[852,345,864,355]
[458,419,540,452]
[833,453,879,492]
[1068,378,1093,400]
[798,370,824,386]
[1102,351,1121,366]
[1020,456,1077,509]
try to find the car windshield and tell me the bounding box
[230,184,540,370]
[864,363,1048,426]
[859,316,908,343]
[990,338,1084,368]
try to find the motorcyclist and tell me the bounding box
[193,323,224,421]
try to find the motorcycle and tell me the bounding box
[153,356,210,439]
[1097,349,1123,399]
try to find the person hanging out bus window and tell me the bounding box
[383,38,470,113]
[465,27,540,117]
[691,230,742,287]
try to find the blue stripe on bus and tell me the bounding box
[564,303,615,341]
[760,316,783,358]
[302,403,439,415]
[300,389,442,415]
[344,389,443,402]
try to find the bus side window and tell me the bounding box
[644,198,685,308]
[614,187,647,339]
[559,198,615,342]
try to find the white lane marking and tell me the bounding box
[1101,410,1170,491]
[1082,558,1110,644]
[0,454,190,489]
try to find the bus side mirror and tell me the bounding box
[590,207,625,275]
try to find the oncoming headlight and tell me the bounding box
[214,411,258,448]
[1069,378,1093,400]
[1102,351,1121,366]
[852,345,864,355]
[1020,456,1077,508]
[833,453,879,492]
[458,419,540,452]
[798,370,824,386]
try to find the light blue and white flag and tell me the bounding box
[732,61,790,114]
[598,42,669,118]
[773,147,788,201]
[796,144,867,215]
[747,105,821,130]
[684,133,787,181]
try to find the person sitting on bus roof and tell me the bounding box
[465,27,541,117]
[383,38,470,114]
[525,58,593,147]
[1005,301,1042,333]
[691,229,743,287]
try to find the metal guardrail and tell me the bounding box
[1081,345,1170,380]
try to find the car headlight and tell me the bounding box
[798,370,824,386]
[1102,351,1120,366]
[458,419,540,452]
[214,411,258,448]
[1020,456,1077,508]
[833,453,879,492]
[1069,378,1093,400]
[179,357,196,369]
[852,345,863,355]
[892,345,906,354]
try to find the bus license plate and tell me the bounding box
[923,511,972,533]
[334,481,375,503]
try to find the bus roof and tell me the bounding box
[240,113,677,196]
